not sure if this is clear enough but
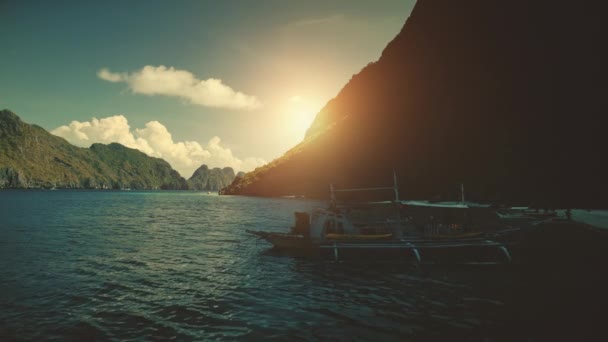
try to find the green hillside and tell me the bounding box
[0,109,188,190]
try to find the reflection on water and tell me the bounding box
[0,190,605,340]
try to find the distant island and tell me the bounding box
[0,109,239,191]
[188,165,242,191]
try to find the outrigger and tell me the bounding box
[247,173,513,264]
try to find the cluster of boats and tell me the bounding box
[248,175,549,264]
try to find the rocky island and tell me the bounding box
[188,164,237,191]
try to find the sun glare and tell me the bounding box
[284,96,321,140]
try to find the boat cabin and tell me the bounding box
[292,208,359,240]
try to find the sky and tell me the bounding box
[0,0,415,178]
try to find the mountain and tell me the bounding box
[187,165,236,191]
[0,109,188,190]
[222,0,607,207]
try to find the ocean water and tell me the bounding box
[0,190,603,340]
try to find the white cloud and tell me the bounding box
[51,115,266,177]
[97,65,261,110]
[97,68,124,82]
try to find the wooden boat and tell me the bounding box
[248,173,513,264]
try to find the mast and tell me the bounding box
[329,183,336,211]
[393,169,400,202]
[393,169,402,236]
[461,183,465,203]
[460,183,468,229]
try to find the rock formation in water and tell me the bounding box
[0,109,188,190]
[222,0,606,207]
[187,165,236,191]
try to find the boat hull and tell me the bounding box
[247,230,315,249]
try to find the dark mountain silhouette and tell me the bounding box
[222,0,607,207]
[0,109,188,190]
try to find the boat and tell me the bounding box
[248,173,513,264]
[496,206,559,224]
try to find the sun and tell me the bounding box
[284,95,321,140]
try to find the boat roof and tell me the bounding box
[401,201,491,209]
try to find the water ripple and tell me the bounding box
[1,190,536,340]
